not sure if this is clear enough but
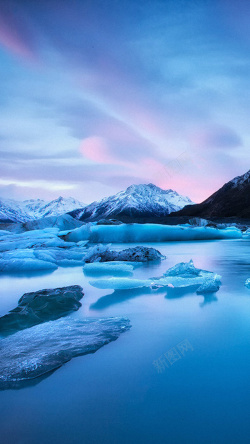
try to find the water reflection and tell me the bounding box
[90,288,152,310]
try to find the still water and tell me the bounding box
[1,239,250,444]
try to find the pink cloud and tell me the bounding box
[79,137,113,164]
[0,6,37,60]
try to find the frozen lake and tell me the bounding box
[1,239,250,443]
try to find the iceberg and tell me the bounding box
[83,262,134,276]
[163,259,201,277]
[0,285,84,336]
[65,223,242,243]
[83,244,165,263]
[89,260,221,294]
[0,244,88,273]
[245,278,250,289]
[0,257,58,273]
[90,277,153,290]
[196,277,221,294]
[0,316,131,390]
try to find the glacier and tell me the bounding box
[0,285,84,337]
[65,223,242,243]
[0,316,131,390]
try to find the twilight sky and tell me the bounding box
[0,0,249,204]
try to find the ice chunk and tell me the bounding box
[245,278,250,289]
[83,244,164,263]
[0,316,131,390]
[89,277,153,290]
[0,285,84,336]
[0,244,88,273]
[196,277,221,294]
[83,262,134,276]
[164,259,201,277]
[0,258,58,273]
[90,260,221,293]
[65,223,242,243]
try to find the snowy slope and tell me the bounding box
[70,184,195,222]
[0,197,85,223]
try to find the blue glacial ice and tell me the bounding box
[89,277,154,290]
[83,261,135,276]
[89,260,221,294]
[0,285,84,336]
[245,278,250,289]
[65,223,242,243]
[0,316,131,390]
[0,227,89,273]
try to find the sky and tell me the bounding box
[0,0,250,204]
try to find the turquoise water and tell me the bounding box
[1,239,250,444]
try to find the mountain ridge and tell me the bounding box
[172,170,250,219]
[0,197,85,223]
[69,183,195,222]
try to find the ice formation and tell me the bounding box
[89,277,153,290]
[0,227,89,273]
[0,285,84,336]
[0,316,131,390]
[90,260,221,294]
[83,244,164,263]
[163,259,201,277]
[65,223,242,243]
[245,278,250,289]
[83,261,134,276]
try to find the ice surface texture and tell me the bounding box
[90,260,221,294]
[245,278,250,288]
[0,316,131,390]
[0,227,88,273]
[83,261,134,276]
[0,285,84,336]
[65,223,242,243]
[83,244,164,263]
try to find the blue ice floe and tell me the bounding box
[0,316,131,390]
[89,260,222,294]
[65,223,242,243]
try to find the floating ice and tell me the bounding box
[245,278,250,289]
[0,316,131,390]
[0,285,84,336]
[65,223,242,243]
[90,277,153,290]
[83,261,134,276]
[0,257,58,273]
[83,244,164,263]
[163,259,201,277]
[0,239,88,273]
[0,228,75,252]
[196,277,221,294]
[90,260,221,294]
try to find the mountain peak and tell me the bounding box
[71,184,194,222]
[173,169,250,219]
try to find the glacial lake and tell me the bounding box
[1,239,250,444]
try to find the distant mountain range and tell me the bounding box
[2,170,250,225]
[172,170,250,219]
[0,197,85,223]
[69,184,195,222]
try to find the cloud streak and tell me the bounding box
[0,0,249,203]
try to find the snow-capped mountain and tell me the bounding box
[0,197,85,223]
[173,169,250,219]
[69,184,195,222]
